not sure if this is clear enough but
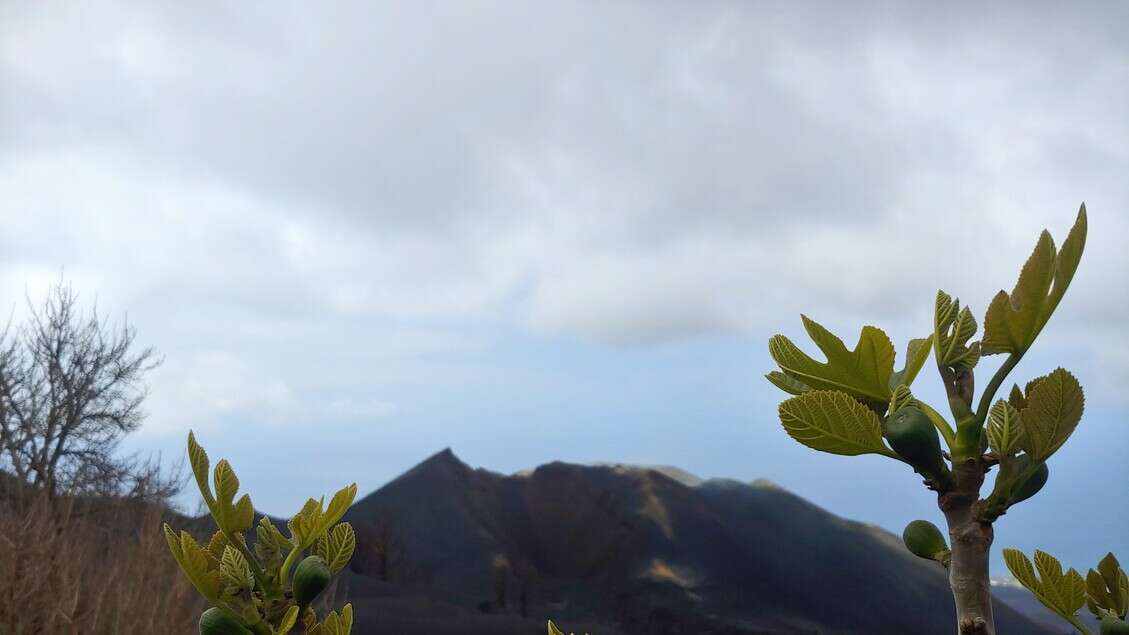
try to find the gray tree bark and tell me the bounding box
[941,457,995,635]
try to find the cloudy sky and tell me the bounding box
[2,2,1127,570]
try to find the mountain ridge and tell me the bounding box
[333,448,1056,634]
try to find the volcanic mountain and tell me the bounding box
[334,449,1055,634]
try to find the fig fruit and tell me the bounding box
[293,555,332,607]
[885,406,948,481]
[199,607,253,635]
[902,519,949,564]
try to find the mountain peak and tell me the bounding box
[425,446,459,463]
[403,447,469,477]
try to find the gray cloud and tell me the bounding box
[2,1,1128,430]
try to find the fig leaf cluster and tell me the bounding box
[764,205,1091,632]
[164,431,357,635]
[1004,549,1129,635]
[765,206,1087,517]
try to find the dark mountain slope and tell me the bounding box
[340,450,1055,634]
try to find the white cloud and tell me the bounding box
[1,1,1126,432]
[145,350,300,434]
[325,398,398,421]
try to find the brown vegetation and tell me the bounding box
[0,489,202,634]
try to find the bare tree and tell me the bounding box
[492,554,511,610]
[0,320,18,477]
[511,555,536,618]
[0,279,170,499]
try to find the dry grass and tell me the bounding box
[0,492,203,634]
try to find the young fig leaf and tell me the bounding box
[934,292,980,372]
[314,522,357,574]
[889,335,934,391]
[1008,383,1028,411]
[213,460,240,509]
[1004,548,1087,624]
[1087,553,1129,619]
[987,400,1023,457]
[777,390,894,457]
[231,493,255,532]
[982,205,1087,356]
[889,384,914,416]
[220,545,254,591]
[1018,368,1084,462]
[276,606,300,635]
[768,315,894,404]
[187,430,215,506]
[765,370,812,396]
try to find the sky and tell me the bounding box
[1,2,1127,572]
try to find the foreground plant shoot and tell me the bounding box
[164,431,357,635]
[766,205,1088,634]
[548,620,590,635]
[1003,549,1129,634]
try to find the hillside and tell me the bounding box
[337,449,1056,634]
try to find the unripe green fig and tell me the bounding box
[1009,455,1049,505]
[199,607,253,635]
[902,520,949,563]
[1100,615,1129,634]
[293,555,332,607]
[885,406,947,480]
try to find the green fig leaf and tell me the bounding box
[318,607,352,635]
[1088,553,1129,619]
[321,484,358,535]
[777,390,894,457]
[288,515,311,549]
[220,545,254,591]
[231,494,254,532]
[1087,570,1111,618]
[889,384,914,416]
[1008,384,1028,411]
[987,400,1023,457]
[255,517,291,564]
[187,431,215,507]
[213,460,239,510]
[277,606,300,635]
[314,522,356,574]
[206,530,230,563]
[765,371,812,396]
[180,532,216,579]
[341,604,354,635]
[769,315,895,404]
[934,291,981,372]
[889,335,934,391]
[1005,548,1086,622]
[163,523,182,561]
[1019,368,1084,462]
[166,526,222,602]
[982,205,1087,356]
[290,498,323,548]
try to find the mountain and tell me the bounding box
[337,449,1056,634]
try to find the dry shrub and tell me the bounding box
[0,492,203,634]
